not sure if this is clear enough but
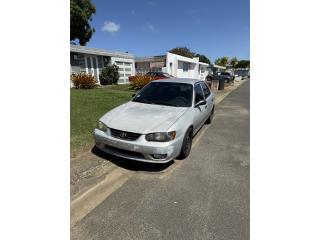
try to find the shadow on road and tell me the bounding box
[91,146,174,172]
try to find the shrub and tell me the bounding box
[129,74,153,90]
[71,72,98,89]
[100,64,120,85]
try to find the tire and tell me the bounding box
[179,127,193,159]
[224,78,229,83]
[206,105,215,124]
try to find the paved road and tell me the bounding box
[71,80,250,240]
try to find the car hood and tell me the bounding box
[100,101,188,134]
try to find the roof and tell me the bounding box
[70,44,134,59]
[167,52,209,66]
[153,78,203,85]
[211,64,226,69]
[135,52,209,66]
[135,55,166,62]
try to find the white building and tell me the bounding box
[135,52,209,80]
[70,45,135,84]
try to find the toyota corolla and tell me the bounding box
[94,78,215,163]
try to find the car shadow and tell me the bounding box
[91,146,174,172]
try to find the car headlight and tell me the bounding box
[97,121,108,132]
[145,131,176,142]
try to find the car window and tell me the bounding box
[194,83,205,105]
[132,82,193,107]
[200,82,211,99]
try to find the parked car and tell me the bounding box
[94,78,215,163]
[145,71,174,80]
[206,72,234,83]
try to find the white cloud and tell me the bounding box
[146,22,155,31]
[101,21,120,33]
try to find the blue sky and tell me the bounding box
[86,0,250,61]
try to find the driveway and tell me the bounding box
[71,80,250,240]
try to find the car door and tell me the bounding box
[200,81,214,117]
[193,82,207,132]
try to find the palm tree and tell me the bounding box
[230,57,238,68]
[214,57,229,66]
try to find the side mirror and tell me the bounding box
[195,100,207,108]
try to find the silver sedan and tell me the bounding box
[94,78,215,163]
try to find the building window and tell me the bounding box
[73,54,78,60]
[183,62,189,72]
[125,68,131,72]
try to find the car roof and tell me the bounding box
[152,78,203,85]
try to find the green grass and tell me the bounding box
[102,84,133,92]
[71,85,134,158]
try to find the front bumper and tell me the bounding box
[93,128,184,163]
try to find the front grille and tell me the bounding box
[110,128,141,141]
[104,145,145,159]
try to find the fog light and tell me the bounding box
[151,154,167,159]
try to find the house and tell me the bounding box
[135,52,209,80]
[70,45,135,84]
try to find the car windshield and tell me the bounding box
[132,82,193,107]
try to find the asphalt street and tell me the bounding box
[71,80,250,240]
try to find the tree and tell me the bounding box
[169,47,194,58]
[99,64,120,85]
[71,0,96,46]
[194,54,211,64]
[235,60,250,68]
[229,57,238,68]
[214,57,229,66]
[169,47,211,64]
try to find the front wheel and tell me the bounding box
[178,127,193,159]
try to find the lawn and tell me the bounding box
[71,84,134,158]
